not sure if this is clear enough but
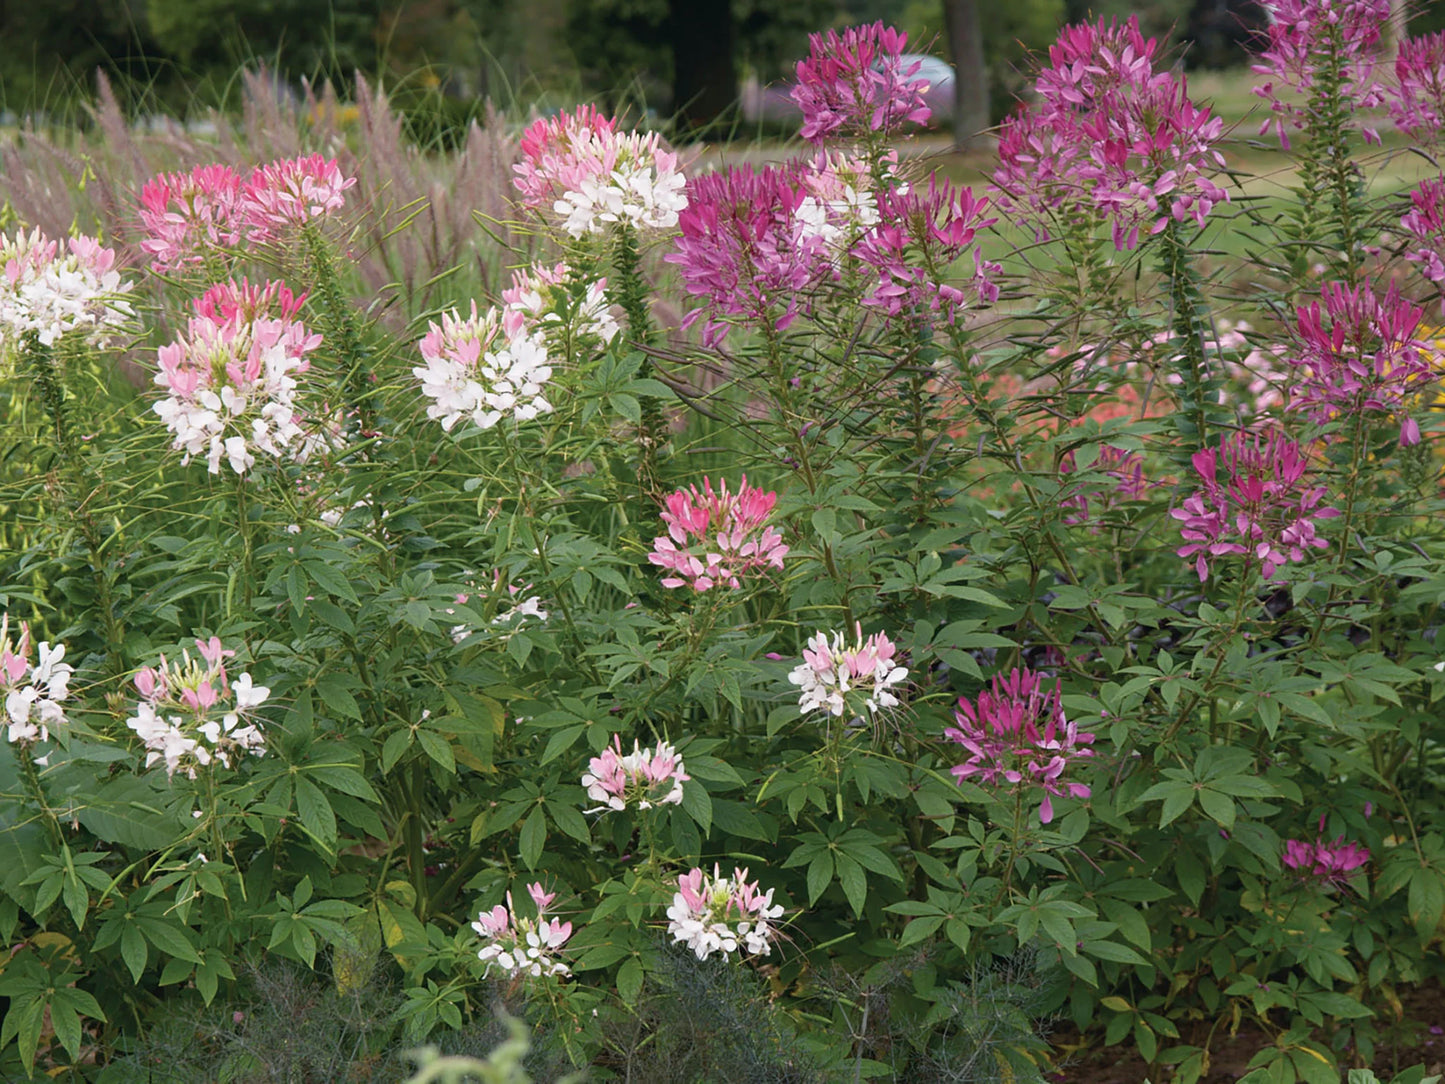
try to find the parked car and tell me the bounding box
[741,53,955,129]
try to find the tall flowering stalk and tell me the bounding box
[945,668,1095,824]
[648,476,789,591]
[1285,281,1437,446]
[788,624,908,720]
[666,865,784,960]
[472,882,573,978]
[126,637,269,780]
[153,279,323,475]
[1170,429,1338,582]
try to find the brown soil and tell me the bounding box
[1048,983,1445,1082]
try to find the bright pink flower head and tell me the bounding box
[1251,0,1391,148]
[1170,428,1339,582]
[1285,281,1436,446]
[945,667,1095,824]
[1036,16,1170,109]
[138,164,245,272]
[1390,32,1445,144]
[648,475,788,591]
[1402,177,1445,295]
[193,277,307,324]
[666,163,827,346]
[791,22,931,144]
[242,154,356,242]
[1283,829,1369,890]
[855,175,998,319]
[513,105,617,209]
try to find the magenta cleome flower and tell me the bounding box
[580,736,689,813]
[1285,281,1437,445]
[666,865,785,960]
[666,163,827,347]
[1389,31,1445,144]
[1402,177,1445,292]
[945,667,1094,824]
[791,22,931,145]
[991,17,1229,250]
[1283,825,1369,890]
[1060,444,1150,525]
[1251,0,1391,148]
[138,164,245,272]
[648,475,788,591]
[1170,429,1338,582]
[472,882,573,978]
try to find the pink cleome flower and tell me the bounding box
[138,164,245,272]
[0,613,72,748]
[648,475,789,591]
[1251,0,1391,148]
[1170,428,1338,582]
[241,154,356,243]
[1284,281,1437,446]
[472,882,573,978]
[788,623,908,719]
[1389,31,1445,144]
[1402,177,1445,293]
[945,667,1095,824]
[1060,444,1150,526]
[580,736,690,813]
[0,228,134,350]
[666,865,784,960]
[790,22,932,144]
[500,260,619,345]
[127,636,269,780]
[512,106,686,238]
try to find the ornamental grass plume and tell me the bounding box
[1170,428,1338,582]
[511,105,687,238]
[991,17,1228,251]
[138,164,245,272]
[472,882,573,978]
[1285,281,1437,445]
[788,624,908,719]
[1389,31,1445,144]
[412,302,553,432]
[1251,0,1391,148]
[648,476,789,591]
[945,667,1095,824]
[0,228,134,353]
[126,637,268,780]
[790,21,931,145]
[666,865,785,961]
[152,279,322,475]
[580,736,689,813]
[1,614,72,748]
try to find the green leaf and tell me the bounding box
[680,781,712,837]
[416,728,455,773]
[1408,868,1445,942]
[136,916,201,963]
[295,777,337,853]
[834,853,867,917]
[806,852,834,907]
[121,921,147,983]
[519,806,546,870]
[617,957,644,1004]
[1198,788,1236,830]
[1082,939,1149,966]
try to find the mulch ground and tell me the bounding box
[1048,982,1445,1082]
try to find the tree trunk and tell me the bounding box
[669,0,736,135]
[942,0,990,151]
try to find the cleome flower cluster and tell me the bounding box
[152,279,323,475]
[512,105,687,238]
[666,865,785,960]
[580,737,689,813]
[138,155,356,271]
[126,637,269,780]
[473,882,573,978]
[412,300,554,433]
[1283,819,1370,891]
[945,667,1095,824]
[1,615,72,749]
[648,476,789,592]
[789,624,908,720]
[0,228,134,354]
